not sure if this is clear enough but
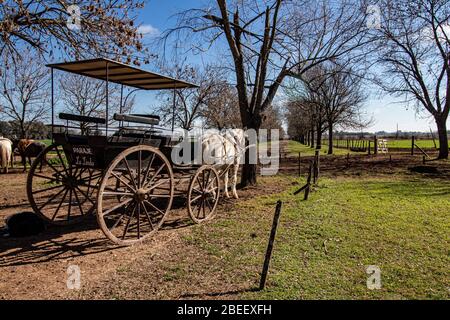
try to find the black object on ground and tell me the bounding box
[5,212,45,237]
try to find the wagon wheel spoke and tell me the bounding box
[146,179,167,192]
[143,200,166,216]
[44,159,66,180]
[190,194,203,203]
[102,198,133,216]
[51,188,69,221]
[144,163,167,189]
[102,191,134,197]
[32,173,60,182]
[136,202,141,239]
[66,189,73,221]
[205,197,214,212]
[37,186,67,211]
[33,183,64,195]
[55,146,68,170]
[147,193,172,198]
[142,152,155,187]
[111,171,135,192]
[122,202,137,240]
[123,157,138,190]
[202,199,207,218]
[110,201,134,231]
[206,186,219,195]
[137,150,142,189]
[141,201,154,230]
[72,187,86,217]
[74,185,96,205]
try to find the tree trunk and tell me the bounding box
[316,124,322,150]
[328,124,333,154]
[435,115,449,159]
[310,129,315,149]
[20,122,26,139]
[240,115,262,187]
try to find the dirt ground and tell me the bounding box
[0,143,448,299]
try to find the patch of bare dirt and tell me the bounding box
[0,168,289,299]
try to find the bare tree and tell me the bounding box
[202,82,241,130]
[163,0,371,185]
[0,0,150,64]
[286,99,317,146]
[261,104,284,136]
[371,0,450,159]
[0,52,48,138]
[156,63,220,130]
[59,74,134,134]
[295,64,369,154]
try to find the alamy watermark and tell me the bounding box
[366,265,382,290]
[66,264,81,290]
[366,5,381,30]
[170,128,280,176]
[67,5,81,30]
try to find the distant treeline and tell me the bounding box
[0,120,51,139]
[325,131,450,140]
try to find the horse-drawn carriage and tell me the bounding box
[27,58,224,245]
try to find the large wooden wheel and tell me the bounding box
[27,144,101,225]
[97,145,174,245]
[187,165,220,224]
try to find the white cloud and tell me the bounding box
[137,24,160,38]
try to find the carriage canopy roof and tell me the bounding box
[47,58,199,90]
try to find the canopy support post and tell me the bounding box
[106,62,109,135]
[51,67,54,143]
[119,84,124,127]
[172,83,176,132]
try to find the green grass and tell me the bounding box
[386,139,438,149]
[325,139,439,150]
[187,175,450,299]
[286,140,358,156]
[38,139,52,146]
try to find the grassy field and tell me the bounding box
[180,174,449,299]
[324,139,440,150]
[386,139,438,149]
[286,140,358,156]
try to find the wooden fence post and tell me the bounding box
[411,136,415,155]
[304,163,313,200]
[313,149,320,185]
[374,136,378,155]
[259,200,283,291]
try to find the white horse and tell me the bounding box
[0,137,13,174]
[201,129,246,199]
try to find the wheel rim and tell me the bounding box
[188,166,220,223]
[27,144,100,225]
[97,145,174,245]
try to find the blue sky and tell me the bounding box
[134,1,448,133]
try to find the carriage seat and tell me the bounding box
[59,113,106,124]
[114,113,160,126]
